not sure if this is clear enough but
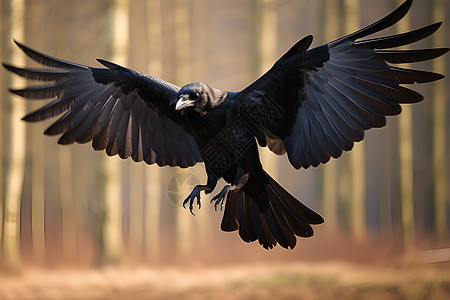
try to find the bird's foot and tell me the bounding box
[210,185,231,211]
[183,185,203,215]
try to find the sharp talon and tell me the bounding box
[183,185,204,215]
[189,201,195,215]
[211,185,229,212]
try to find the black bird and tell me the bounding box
[3,0,447,249]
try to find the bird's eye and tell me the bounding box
[190,92,200,100]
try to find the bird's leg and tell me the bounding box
[182,185,208,215]
[183,175,217,215]
[211,168,249,211]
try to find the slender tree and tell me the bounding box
[145,166,161,260]
[395,0,415,251]
[252,0,278,179]
[320,0,340,232]
[100,0,129,264]
[190,0,212,249]
[128,163,145,259]
[376,1,395,237]
[59,144,76,260]
[144,0,163,261]
[0,0,6,252]
[431,0,447,242]
[343,0,367,240]
[3,0,26,269]
[26,0,46,264]
[68,0,101,265]
[56,3,77,262]
[126,1,149,262]
[174,0,193,256]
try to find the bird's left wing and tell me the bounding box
[3,41,201,168]
[236,0,448,169]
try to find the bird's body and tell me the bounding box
[3,0,448,249]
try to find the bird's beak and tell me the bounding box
[175,94,195,110]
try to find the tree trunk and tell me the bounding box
[320,0,340,232]
[174,0,193,256]
[252,0,278,179]
[128,163,144,260]
[3,0,26,270]
[27,0,46,264]
[143,0,163,261]
[0,0,6,254]
[59,146,76,260]
[191,0,212,250]
[395,0,415,251]
[431,0,447,243]
[100,0,129,264]
[344,0,367,241]
[48,0,76,263]
[145,166,161,261]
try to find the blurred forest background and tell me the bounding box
[0,0,449,297]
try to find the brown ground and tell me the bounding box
[0,260,449,300]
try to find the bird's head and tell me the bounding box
[176,82,226,114]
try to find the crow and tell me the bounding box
[3,0,448,249]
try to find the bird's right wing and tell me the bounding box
[236,0,447,169]
[3,41,202,168]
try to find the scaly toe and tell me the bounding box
[189,201,195,215]
[182,197,189,209]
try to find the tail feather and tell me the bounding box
[269,187,314,238]
[247,197,262,243]
[267,175,324,225]
[221,191,239,231]
[255,206,278,249]
[239,193,257,242]
[266,195,297,248]
[221,172,323,250]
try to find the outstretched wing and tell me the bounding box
[3,41,201,168]
[237,0,448,169]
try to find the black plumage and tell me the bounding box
[3,0,447,249]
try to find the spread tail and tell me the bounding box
[221,172,323,249]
